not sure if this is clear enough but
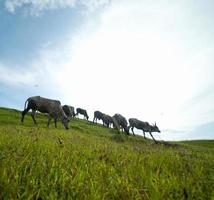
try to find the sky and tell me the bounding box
[0,0,214,141]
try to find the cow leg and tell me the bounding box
[131,127,134,134]
[47,115,52,127]
[143,131,146,139]
[31,109,37,124]
[21,108,30,123]
[149,132,157,143]
[132,128,135,136]
[54,117,57,128]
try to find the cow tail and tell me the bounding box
[24,98,29,110]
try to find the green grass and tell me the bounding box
[179,140,214,149]
[0,107,213,199]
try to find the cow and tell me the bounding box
[76,108,89,120]
[70,106,75,117]
[128,118,160,142]
[62,105,75,118]
[21,96,69,129]
[112,113,129,134]
[93,111,104,124]
[102,114,114,128]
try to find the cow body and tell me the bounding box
[128,118,160,142]
[93,111,104,124]
[63,105,75,118]
[112,113,129,134]
[76,108,89,120]
[21,96,69,129]
[102,114,114,127]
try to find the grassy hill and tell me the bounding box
[0,107,213,199]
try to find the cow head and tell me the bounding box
[152,122,161,133]
[62,116,70,130]
[86,115,89,120]
[124,126,130,134]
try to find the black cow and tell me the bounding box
[93,111,104,124]
[128,118,160,142]
[62,105,75,118]
[112,113,129,134]
[102,114,114,128]
[76,108,89,120]
[21,96,69,129]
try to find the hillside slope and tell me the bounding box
[0,107,213,199]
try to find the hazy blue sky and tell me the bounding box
[0,0,214,141]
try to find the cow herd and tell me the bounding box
[21,96,161,142]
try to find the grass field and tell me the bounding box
[0,107,213,199]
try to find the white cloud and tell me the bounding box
[55,0,214,135]
[0,63,36,86]
[0,47,63,95]
[4,0,109,16]
[2,0,214,140]
[5,0,75,14]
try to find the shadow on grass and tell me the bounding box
[156,140,180,148]
[111,134,126,143]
